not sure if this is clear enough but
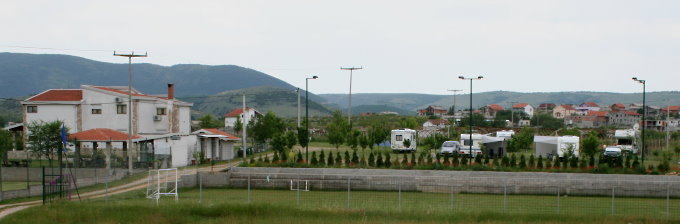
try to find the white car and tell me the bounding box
[440,141,461,155]
[603,146,622,159]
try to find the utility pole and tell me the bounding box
[297,88,301,128]
[447,89,462,115]
[113,51,147,174]
[340,67,362,127]
[242,93,247,160]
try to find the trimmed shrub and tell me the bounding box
[311,151,318,165]
[528,155,535,168]
[327,152,335,166]
[344,151,351,166]
[537,155,543,169]
[351,150,359,164]
[474,154,482,164]
[273,151,280,162]
[384,152,392,168]
[319,151,326,167]
[296,151,304,163]
[335,151,342,165]
[368,152,375,167]
[510,154,517,168]
[518,154,526,168]
[376,153,384,167]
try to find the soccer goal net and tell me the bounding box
[146,168,179,204]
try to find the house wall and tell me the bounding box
[225,109,257,128]
[25,104,79,132]
[81,90,131,132]
[155,135,195,167]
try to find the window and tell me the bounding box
[117,105,127,114]
[92,109,102,114]
[395,135,403,141]
[27,106,37,113]
[156,108,166,115]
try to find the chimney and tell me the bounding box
[167,83,174,100]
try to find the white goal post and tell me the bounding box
[146,168,179,205]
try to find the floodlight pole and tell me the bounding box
[305,76,318,162]
[242,93,247,160]
[341,67,362,127]
[459,76,483,161]
[297,88,301,128]
[114,51,147,174]
[632,77,646,166]
[447,89,462,115]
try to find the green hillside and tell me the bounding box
[0,52,295,97]
[185,86,333,118]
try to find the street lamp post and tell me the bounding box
[632,77,646,166]
[459,76,483,161]
[305,76,318,162]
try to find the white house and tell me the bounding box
[512,103,534,117]
[192,128,241,162]
[21,83,195,167]
[224,107,260,129]
[422,119,450,130]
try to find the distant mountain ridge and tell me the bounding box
[320,91,680,113]
[0,52,295,97]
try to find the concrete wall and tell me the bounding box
[220,167,680,198]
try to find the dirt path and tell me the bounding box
[0,146,335,220]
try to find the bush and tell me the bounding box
[579,157,587,168]
[319,151,326,166]
[474,154,482,164]
[401,154,408,166]
[310,151,318,166]
[552,158,560,169]
[537,155,543,169]
[327,152,334,166]
[528,155,535,168]
[510,154,517,168]
[461,156,468,166]
[518,154,526,168]
[273,152,280,162]
[483,154,490,165]
[570,156,578,168]
[452,153,459,167]
[296,151,303,163]
[335,151,342,165]
[344,151,351,166]
[368,152,375,167]
[632,156,639,169]
[376,153,384,167]
[624,155,631,168]
[443,153,450,165]
[493,156,500,167]
[384,152,392,168]
[501,155,509,167]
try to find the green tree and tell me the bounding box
[581,131,601,162]
[27,121,68,167]
[297,127,309,149]
[198,114,222,129]
[537,155,544,169]
[327,152,335,166]
[359,133,369,150]
[327,111,348,149]
[285,131,297,150]
[270,133,287,159]
[347,129,361,150]
[531,112,564,129]
[0,129,12,165]
[399,117,419,129]
[233,116,243,136]
[250,112,285,144]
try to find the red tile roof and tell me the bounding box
[68,128,142,141]
[662,106,680,111]
[426,119,450,125]
[93,86,149,97]
[560,105,576,110]
[225,107,256,117]
[487,104,504,111]
[623,111,641,116]
[612,103,625,108]
[513,103,528,108]
[27,90,83,102]
[197,128,241,140]
[582,102,599,107]
[587,111,608,117]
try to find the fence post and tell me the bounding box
[42,166,45,205]
[611,186,615,216]
[105,175,109,204]
[347,176,351,209]
[199,172,203,204]
[247,173,251,204]
[296,178,300,206]
[450,185,454,211]
[556,187,560,215]
[398,182,402,210]
[503,180,507,213]
[667,184,670,221]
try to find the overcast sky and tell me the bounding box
[2,0,679,95]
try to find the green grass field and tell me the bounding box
[3,187,677,223]
[1,182,38,191]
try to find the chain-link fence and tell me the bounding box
[183,170,680,221]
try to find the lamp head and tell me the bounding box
[632,77,638,81]
[313,75,318,79]
[458,76,465,80]
[477,76,484,79]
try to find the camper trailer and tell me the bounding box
[459,134,483,157]
[614,129,638,153]
[534,136,580,159]
[391,129,417,152]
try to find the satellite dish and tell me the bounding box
[633,123,640,131]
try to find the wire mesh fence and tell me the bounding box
[206,172,680,220]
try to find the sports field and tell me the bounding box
[2,187,677,223]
